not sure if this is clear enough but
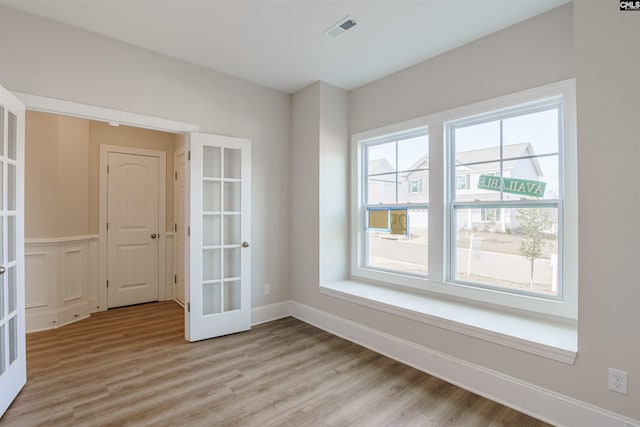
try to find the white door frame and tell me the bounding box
[13,92,199,312]
[173,147,186,304]
[100,145,167,310]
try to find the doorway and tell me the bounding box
[22,108,185,329]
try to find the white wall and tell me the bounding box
[290,83,320,301]
[573,0,640,419]
[291,81,349,295]
[294,3,638,422]
[0,6,292,308]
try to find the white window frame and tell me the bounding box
[351,79,577,320]
[351,122,430,288]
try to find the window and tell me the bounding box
[352,80,576,319]
[410,179,422,193]
[448,98,562,297]
[480,208,501,222]
[456,175,470,190]
[361,129,429,276]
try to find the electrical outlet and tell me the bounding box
[264,284,271,296]
[608,368,628,395]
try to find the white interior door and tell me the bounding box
[186,133,251,342]
[0,86,26,416]
[107,151,160,308]
[174,149,186,304]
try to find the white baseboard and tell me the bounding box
[251,300,293,326]
[290,301,639,427]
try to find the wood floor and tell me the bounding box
[1,301,550,427]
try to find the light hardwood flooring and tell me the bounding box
[1,301,550,426]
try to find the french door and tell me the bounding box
[0,85,25,416]
[186,133,251,341]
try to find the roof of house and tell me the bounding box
[456,143,543,176]
[404,143,544,177]
[368,158,395,175]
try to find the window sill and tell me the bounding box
[320,280,577,364]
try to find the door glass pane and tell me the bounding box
[0,106,4,156]
[203,215,221,246]
[8,266,16,313]
[0,324,5,375]
[203,282,221,315]
[8,112,17,160]
[203,181,220,211]
[203,146,221,178]
[223,281,241,311]
[0,162,4,210]
[9,316,17,364]
[223,248,240,278]
[8,163,15,210]
[202,249,220,281]
[8,215,15,263]
[0,275,4,318]
[0,217,3,264]
[224,148,241,179]
[223,182,240,212]
[223,215,240,245]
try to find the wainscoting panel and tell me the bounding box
[25,235,99,332]
[25,251,51,309]
[61,247,84,303]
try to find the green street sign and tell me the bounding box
[477,175,546,198]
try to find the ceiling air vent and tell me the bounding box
[324,15,358,39]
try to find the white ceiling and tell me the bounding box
[0,0,571,94]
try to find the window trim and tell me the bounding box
[351,79,577,320]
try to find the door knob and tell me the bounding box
[151,233,158,239]
[0,266,5,275]
[242,241,250,248]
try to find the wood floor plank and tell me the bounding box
[0,301,551,426]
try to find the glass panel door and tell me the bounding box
[186,133,251,342]
[0,85,25,417]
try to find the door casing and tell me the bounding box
[173,148,186,304]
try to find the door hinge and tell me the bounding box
[175,171,178,181]
[187,302,190,313]
[107,165,109,173]
[106,280,109,288]
[187,226,190,237]
[106,222,109,231]
[174,223,177,232]
[174,274,177,284]
[188,150,191,161]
